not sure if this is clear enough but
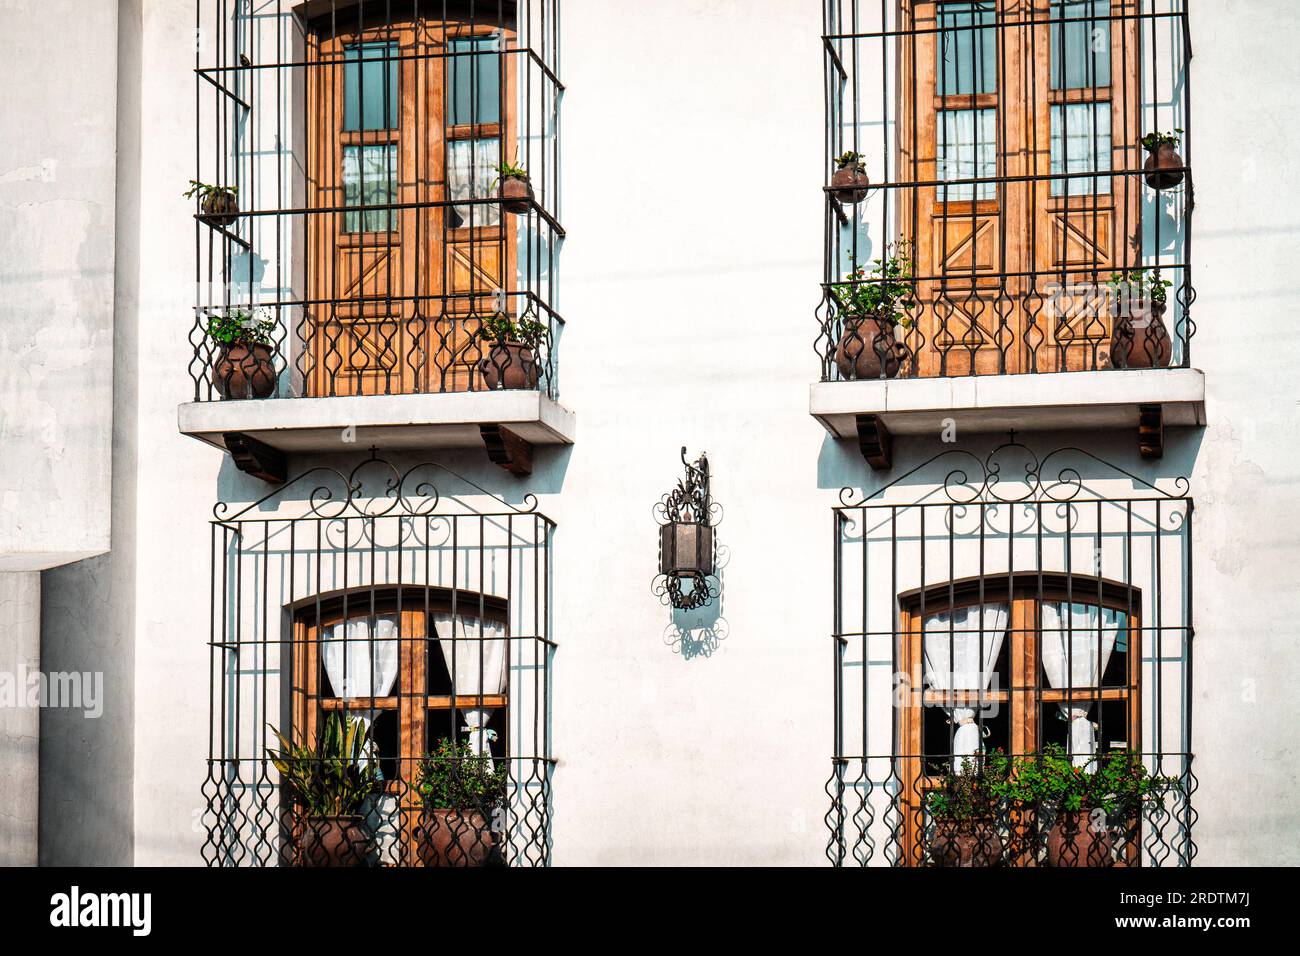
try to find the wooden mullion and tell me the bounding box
[900,606,925,867]
[399,608,427,864]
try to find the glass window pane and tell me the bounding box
[1051,1,1111,90]
[937,2,997,96]
[343,144,396,233]
[447,137,501,228]
[344,42,399,131]
[448,35,502,126]
[937,108,996,201]
[1050,102,1112,196]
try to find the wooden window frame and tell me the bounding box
[289,587,510,854]
[897,571,1142,864]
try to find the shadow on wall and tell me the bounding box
[214,441,575,518]
[662,545,731,662]
[816,427,1206,505]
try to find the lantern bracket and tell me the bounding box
[653,447,722,610]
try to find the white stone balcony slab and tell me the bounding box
[811,368,1205,467]
[178,391,576,481]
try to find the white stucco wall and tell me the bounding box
[0,0,117,572]
[17,0,1300,866]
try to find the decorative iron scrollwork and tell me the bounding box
[213,447,539,523]
[653,448,722,610]
[838,432,1190,510]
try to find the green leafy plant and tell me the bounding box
[835,150,865,169]
[415,738,508,810]
[476,312,547,348]
[1107,267,1173,307]
[205,307,276,347]
[1140,129,1182,151]
[926,753,1008,822]
[830,239,917,329]
[998,744,1172,817]
[267,713,382,818]
[183,180,237,201]
[493,158,529,184]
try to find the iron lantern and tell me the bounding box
[654,448,719,610]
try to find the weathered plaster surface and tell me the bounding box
[0,0,117,570]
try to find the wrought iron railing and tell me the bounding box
[192,0,563,402]
[202,453,555,866]
[826,751,1197,866]
[827,439,1195,866]
[817,1,1194,381]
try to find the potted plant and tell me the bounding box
[476,312,546,390]
[830,240,915,380]
[1008,744,1166,868]
[185,180,240,227]
[206,306,278,399]
[1107,268,1173,369]
[413,738,508,867]
[830,150,870,203]
[925,754,1005,867]
[1141,129,1184,190]
[494,158,533,215]
[268,713,382,867]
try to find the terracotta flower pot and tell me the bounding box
[830,161,870,203]
[835,316,904,380]
[213,342,277,399]
[499,174,534,214]
[479,340,538,390]
[1110,303,1172,369]
[1046,809,1120,868]
[201,189,240,227]
[415,808,498,867]
[296,815,371,867]
[930,819,1004,867]
[1143,143,1184,190]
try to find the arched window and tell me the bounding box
[290,587,511,856]
[897,572,1142,864]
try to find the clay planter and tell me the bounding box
[296,816,371,867]
[1110,303,1172,369]
[1045,809,1121,868]
[835,316,904,380]
[479,340,538,390]
[200,189,240,227]
[1143,143,1184,190]
[212,342,277,399]
[415,808,498,867]
[499,174,534,215]
[830,161,870,203]
[929,819,1004,867]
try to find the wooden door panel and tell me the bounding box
[305,17,517,397]
[933,213,1001,280]
[1026,1,1141,371]
[922,290,1019,377]
[898,0,1140,377]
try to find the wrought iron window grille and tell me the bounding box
[817,1,1195,380]
[827,436,1195,866]
[193,1,564,402]
[202,451,555,866]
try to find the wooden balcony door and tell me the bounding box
[305,14,516,397]
[899,1,1139,376]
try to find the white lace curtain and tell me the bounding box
[448,138,501,228]
[1041,601,1125,767]
[321,614,401,713]
[922,603,1009,770]
[433,612,507,769]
